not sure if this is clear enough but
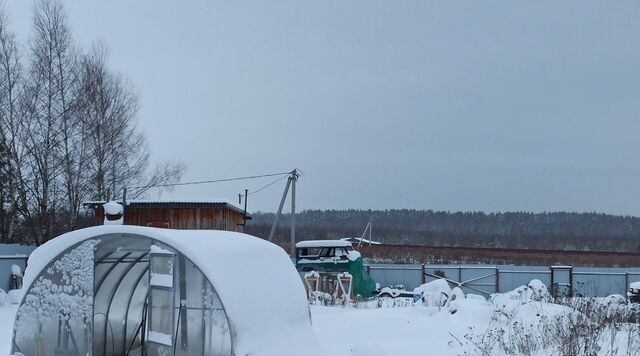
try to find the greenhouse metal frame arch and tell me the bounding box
[11,226,317,356]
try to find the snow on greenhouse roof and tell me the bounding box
[296,240,353,248]
[21,225,319,356]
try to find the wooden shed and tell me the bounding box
[84,200,248,232]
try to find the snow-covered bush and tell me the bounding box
[490,279,551,316]
[447,287,465,314]
[413,279,452,307]
[455,280,640,356]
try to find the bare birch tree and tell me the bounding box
[0,0,184,244]
[23,0,95,241]
[0,4,25,243]
[79,44,183,202]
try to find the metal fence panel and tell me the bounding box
[366,263,640,298]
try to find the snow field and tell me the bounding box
[1,278,639,355]
[311,279,640,356]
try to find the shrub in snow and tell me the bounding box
[449,286,465,302]
[413,279,452,307]
[455,282,640,356]
[598,294,626,306]
[490,279,550,314]
[527,279,549,300]
[447,287,465,314]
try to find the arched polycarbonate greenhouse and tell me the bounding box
[11,225,319,356]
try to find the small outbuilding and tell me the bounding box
[11,225,319,356]
[84,200,248,232]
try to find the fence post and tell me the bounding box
[458,266,462,287]
[568,266,574,297]
[625,272,629,300]
[495,267,500,294]
[550,266,555,297]
[421,263,426,284]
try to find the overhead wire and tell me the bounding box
[247,174,290,196]
[244,169,303,197]
[125,170,299,208]
[126,171,293,190]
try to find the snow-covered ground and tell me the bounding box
[311,302,492,356]
[1,279,638,355]
[311,279,640,356]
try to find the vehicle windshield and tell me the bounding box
[297,246,353,258]
[297,245,354,259]
[297,248,321,257]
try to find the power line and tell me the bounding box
[244,169,303,196]
[127,171,293,190]
[247,174,290,195]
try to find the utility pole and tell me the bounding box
[268,177,292,242]
[369,215,373,246]
[122,187,127,225]
[242,189,249,226]
[290,171,297,258]
[267,169,300,258]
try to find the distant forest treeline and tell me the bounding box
[245,210,640,252]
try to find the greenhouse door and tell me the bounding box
[146,246,177,355]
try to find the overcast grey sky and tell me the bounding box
[5,1,640,214]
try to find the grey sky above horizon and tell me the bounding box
[4,1,640,215]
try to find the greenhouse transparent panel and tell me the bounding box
[173,259,207,355]
[150,254,174,276]
[12,240,97,356]
[93,234,151,356]
[149,287,175,339]
[147,340,173,356]
[148,248,176,354]
[204,282,232,356]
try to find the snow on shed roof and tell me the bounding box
[83,198,248,215]
[296,240,353,248]
[21,225,319,356]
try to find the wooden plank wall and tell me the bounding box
[93,206,245,232]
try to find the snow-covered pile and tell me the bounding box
[413,278,452,307]
[313,279,640,356]
[490,279,551,314]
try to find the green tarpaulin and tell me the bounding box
[348,256,377,298]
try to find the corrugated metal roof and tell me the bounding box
[83,199,249,215]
